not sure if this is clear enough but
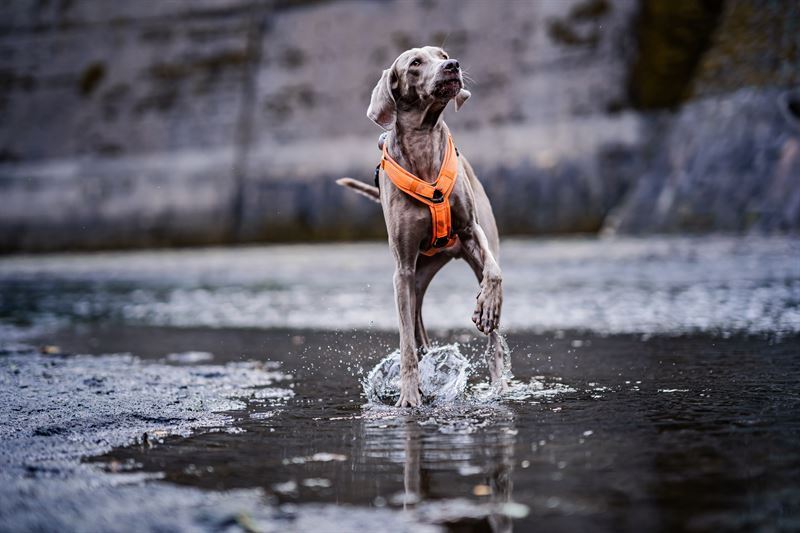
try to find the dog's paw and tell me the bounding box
[396,389,422,408]
[491,375,509,395]
[488,357,508,393]
[472,277,502,334]
[396,375,423,408]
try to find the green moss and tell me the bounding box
[691,0,800,97]
[628,0,725,109]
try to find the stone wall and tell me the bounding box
[0,0,798,252]
[605,0,800,234]
[0,0,642,251]
[605,88,800,234]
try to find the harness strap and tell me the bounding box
[381,134,459,256]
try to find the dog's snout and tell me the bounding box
[442,59,460,72]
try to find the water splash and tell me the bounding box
[495,332,513,384]
[363,344,470,406]
[362,339,576,407]
[495,377,576,402]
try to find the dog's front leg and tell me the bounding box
[460,224,506,389]
[465,223,503,335]
[394,262,423,407]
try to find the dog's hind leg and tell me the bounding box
[414,253,453,352]
[485,330,509,392]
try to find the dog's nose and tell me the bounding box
[442,59,460,72]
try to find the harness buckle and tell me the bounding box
[432,236,450,248]
[431,189,444,203]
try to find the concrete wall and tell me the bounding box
[0,0,643,251]
[0,0,798,251]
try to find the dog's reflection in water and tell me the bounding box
[362,407,516,532]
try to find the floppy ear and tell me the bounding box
[367,68,397,129]
[454,89,471,112]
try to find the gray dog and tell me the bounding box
[337,46,506,407]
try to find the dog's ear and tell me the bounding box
[367,68,398,130]
[454,89,471,112]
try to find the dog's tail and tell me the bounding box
[336,177,380,203]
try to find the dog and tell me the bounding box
[337,46,505,407]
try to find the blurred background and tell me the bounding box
[1,4,800,531]
[1,0,799,253]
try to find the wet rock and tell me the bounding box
[83,376,105,387]
[691,0,800,98]
[607,0,800,234]
[606,88,800,234]
[1,478,442,533]
[2,344,431,533]
[0,345,287,477]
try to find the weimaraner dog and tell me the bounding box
[337,46,505,407]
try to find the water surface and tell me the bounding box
[1,236,798,335]
[1,236,799,531]
[73,327,799,532]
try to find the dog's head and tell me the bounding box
[367,46,471,130]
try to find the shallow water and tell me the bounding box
[50,326,794,532]
[1,236,800,531]
[1,236,798,335]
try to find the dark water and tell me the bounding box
[62,326,799,532]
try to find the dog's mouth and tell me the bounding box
[433,76,463,99]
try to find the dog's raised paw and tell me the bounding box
[473,278,502,334]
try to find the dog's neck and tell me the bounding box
[389,102,450,183]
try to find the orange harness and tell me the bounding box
[381,134,459,256]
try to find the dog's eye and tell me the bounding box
[410,59,421,67]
